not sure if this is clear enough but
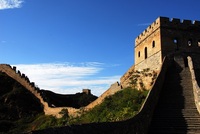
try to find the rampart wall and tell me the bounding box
[135,17,200,46]
[124,56,171,133]
[32,54,172,134]
[120,65,135,88]
[135,17,161,45]
[85,82,122,110]
[0,64,123,118]
[188,56,200,114]
[0,64,79,118]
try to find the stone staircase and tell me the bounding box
[148,58,200,133]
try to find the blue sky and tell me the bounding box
[0,0,200,96]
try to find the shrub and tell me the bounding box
[71,87,148,124]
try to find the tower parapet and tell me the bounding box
[121,16,200,89]
[135,17,200,47]
[134,17,200,71]
[135,17,162,46]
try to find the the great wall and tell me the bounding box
[121,16,200,89]
[1,16,200,133]
[0,64,122,117]
[30,54,200,134]
[0,64,75,118]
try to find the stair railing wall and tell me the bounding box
[120,56,172,133]
[187,56,200,114]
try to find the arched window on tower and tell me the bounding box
[173,38,179,50]
[188,39,192,47]
[173,38,178,44]
[152,41,155,48]
[138,51,140,58]
[144,47,148,59]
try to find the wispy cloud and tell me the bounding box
[13,62,120,96]
[137,23,151,26]
[1,40,6,43]
[0,0,24,10]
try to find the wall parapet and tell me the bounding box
[135,17,200,46]
[120,65,135,88]
[130,56,171,133]
[187,56,200,114]
[116,56,171,133]
[31,56,172,134]
[0,64,79,118]
[85,82,122,110]
[135,17,161,46]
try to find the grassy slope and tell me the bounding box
[69,87,148,124]
[28,87,148,132]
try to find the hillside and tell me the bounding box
[27,87,148,134]
[0,72,97,133]
[40,90,97,108]
[0,72,43,133]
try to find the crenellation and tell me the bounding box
[13,66,16,72]
[22,73,25,78]
[183,19,192,25]
[122,16,200,88]
[171,18,180,24]
[0,64,78,118]
[6,64,11,68]
[136,17,200,46]
[18,70,21,76]
[135,17,161,46]
[194,21,200,26]
[25,76,30,83]
[30,82,35,87]
[35,87,40,92]
[168,18,200,27]
[160,17,169,23]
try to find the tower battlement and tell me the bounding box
[135,17,161,46]
[134,16,200,71]
[135,17,200,46]
[121,16,200,93]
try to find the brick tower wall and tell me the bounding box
[134,17,162,71]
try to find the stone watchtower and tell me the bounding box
[135,16,200,71]
[121,16,200,89]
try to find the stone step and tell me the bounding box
[148,60,200,133]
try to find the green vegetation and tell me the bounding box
[69,87,148,124]
[0,87,148,133]
[20,87,148,132]
[28,114,68,130]
[0,72,149,133]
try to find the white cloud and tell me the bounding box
[0,0,23,10]
[13,62,120,96]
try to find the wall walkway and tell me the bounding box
[0,64,122,118]
[0,64,79,118]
